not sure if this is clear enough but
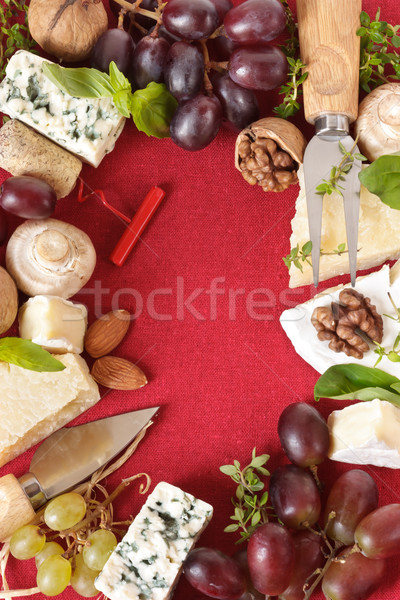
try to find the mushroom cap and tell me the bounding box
[6,218,96,299]
[354,82,400,162]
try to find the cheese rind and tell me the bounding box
[288,167,400,288]
[19,296,87,354]
[0,51,125,167]
[0,353,100,467]
[328,399,400,468]
[95,481,213,600]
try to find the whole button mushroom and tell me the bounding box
[6,219,96,299]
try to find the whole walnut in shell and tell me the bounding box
[28,0,108,63]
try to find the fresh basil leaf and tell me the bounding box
[42,62,115,98]
[131,82,178,139]
[113,89,131,118]
[109,61,131,93]
[0,338,66,372]
[359,152,400,209]
[314,363,400,405]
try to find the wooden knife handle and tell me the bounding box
[0,474,36,542]
[297,0,362,125]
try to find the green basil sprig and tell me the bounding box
[0,338,66,372]
[314,363,400,406]
[359,152,400,209]
[42,61,178,139]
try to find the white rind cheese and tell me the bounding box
[328,399,400,468]
[280,263,400,377]
[288,167,400,288]
[19,295,87,354]
[95,481,213,600]
[0,51,125,167]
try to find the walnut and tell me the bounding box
[28,0,108,62]
[235,118,307,193]
[311,289,383,359]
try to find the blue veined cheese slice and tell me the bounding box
[0,50,125,168]
[95,481,213,600]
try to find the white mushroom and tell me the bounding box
[355,82,400,162]
[0,266,18,334]
[6,219,96,299]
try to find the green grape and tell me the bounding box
[9,524,46,560]
[35,541,65,568]
[44,492,87,530]
[83,529,117,571]
[71,553,100,597]
[37,555,72,596]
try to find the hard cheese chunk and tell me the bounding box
[0,353,100,467]
[288,167,400,288]
[328,399,400,468]
[95,481,213,600]
[0,51,125,167]
[19,295,87,354]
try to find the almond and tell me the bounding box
[91,356,148,390]
[85,310,130,358]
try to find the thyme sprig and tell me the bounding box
[374,293,400,366]
[315,141,367,197]
[283,241,349,273]
[358,8,400,93]
[220,448,271,543]
[0,0,37,79]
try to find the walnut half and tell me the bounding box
[311,289,383,359]
[235,118,307,193]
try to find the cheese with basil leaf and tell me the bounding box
[0,51,125,167]
[95,481,213,600]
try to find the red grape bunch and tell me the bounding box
[181,402,400,600]
[103,0,289,150]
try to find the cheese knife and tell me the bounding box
[0,406,159,542]
[297,0,362,287]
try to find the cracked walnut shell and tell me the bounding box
[311,289,383,359]
[235,117,307,192]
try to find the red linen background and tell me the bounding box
[1,0,399,598]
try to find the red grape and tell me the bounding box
[321,548,385,600]
[0,176,56,219]
[183,547,246,600]
[208,0,233,19]
[324,470,379,546]
[232,548,264,600]
[207,35,237,61]
[269,464,321,530]
[355,503,400,559]
[91,28,135,76]
[229,46,287,91]
[170,94,222,151]
[130,35,170,89]
[224,0,286,44]
[247,523,295,596]
[164,42,205,101]
[278,402,330,467]
[0,207,7,245]
[280,530,324,600]
[163,0,221,40]
[211,72,259,130]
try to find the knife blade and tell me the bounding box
[0,406,159,541]
[297,0,362,287]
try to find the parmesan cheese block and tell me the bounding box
[0,353,100,467]
[280,262,400,377]
[328,399,400,468]
[0,51,125,168]
[288,167,400,288]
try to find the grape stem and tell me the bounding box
[112,0,163,23]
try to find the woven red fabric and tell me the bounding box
[0,0,399,598]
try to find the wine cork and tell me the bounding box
[0,119,82,199]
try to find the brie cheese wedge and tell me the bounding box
[280,262,400,377]
[328,399,400,468]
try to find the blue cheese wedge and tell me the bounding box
[95,481,213,600]
[0,51,125,167]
